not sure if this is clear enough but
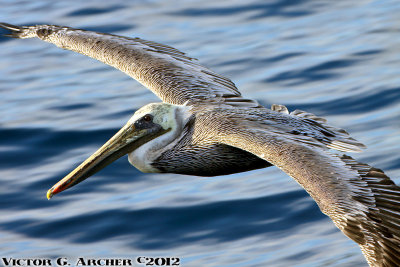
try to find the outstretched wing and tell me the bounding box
[0,23,259,107]
[205,110,400,266]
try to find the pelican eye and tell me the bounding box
[143,114,153,122]
[134,114,155,130]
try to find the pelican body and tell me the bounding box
[1,23,399,267]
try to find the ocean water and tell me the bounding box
[0,1,399,266]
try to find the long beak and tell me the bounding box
[46,122,150,199]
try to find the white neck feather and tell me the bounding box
[128,104,191,173]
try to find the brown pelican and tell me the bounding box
[1,23,399,267]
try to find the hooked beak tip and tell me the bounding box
[46,188,54,200]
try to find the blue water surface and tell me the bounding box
[1,1,399,266]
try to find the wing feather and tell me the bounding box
[0,23,259,107]
[205,112,400,266]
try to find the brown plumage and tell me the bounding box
[1,23,399,266]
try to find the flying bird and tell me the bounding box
[1,23,399,267]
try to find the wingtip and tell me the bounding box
[0,22,22,31]
[0,22,24,38]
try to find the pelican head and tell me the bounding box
[47,102,190,199]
